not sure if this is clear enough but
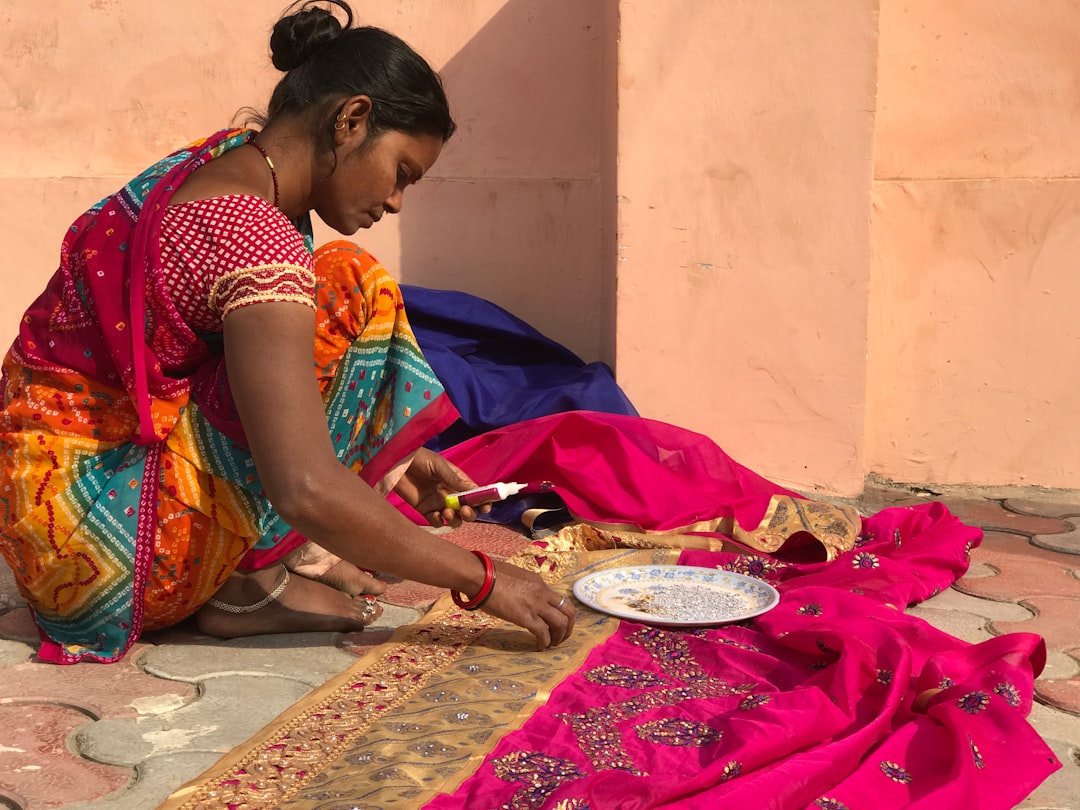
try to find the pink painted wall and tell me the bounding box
[2,0,1076,495]
[868,0,1080,489]
[0,0,612,362]
[614,0,878,495]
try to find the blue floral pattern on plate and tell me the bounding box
[572,566,780,627]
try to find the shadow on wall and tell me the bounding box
[393,0,617,366]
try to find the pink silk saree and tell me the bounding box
[423,412,1060,808]
[163,411,1060,810]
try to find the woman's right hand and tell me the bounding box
[479,561,576,650]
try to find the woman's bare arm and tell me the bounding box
[222,300,575,648]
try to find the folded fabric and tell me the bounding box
[400,286,638,450]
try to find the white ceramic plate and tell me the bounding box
[572,565,780,627]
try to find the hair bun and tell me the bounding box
[270,2,352,72]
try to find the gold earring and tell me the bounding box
[334,113,347,131]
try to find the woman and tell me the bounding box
[0,0,574,664]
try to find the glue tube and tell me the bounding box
[445,481,526,511]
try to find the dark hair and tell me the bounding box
[259,0,455,151]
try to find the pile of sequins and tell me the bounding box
[621,585,748,621]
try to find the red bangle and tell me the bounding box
[452,550,496,610]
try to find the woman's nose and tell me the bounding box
[384,188,403,215]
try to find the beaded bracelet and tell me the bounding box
[452,549,497,610]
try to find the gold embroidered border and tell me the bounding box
[731,495,860,561]
[556,497,860,562]
[159,546,678,810]
[159,606,497,810]
[272,547,676,809]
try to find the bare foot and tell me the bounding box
[311,559,387,597]
[281,541,388,597]
[196,566,384,638]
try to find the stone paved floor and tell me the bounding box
[0,483,1077,809]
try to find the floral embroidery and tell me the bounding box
[963,539,974,561]
[994,681,1022,708]
[556,627,756,773]
[809,661,831,672]
[627,628,753,691]
[492,751,586,810]
[635,718,722,747]
[893,528,902,547]
[585,664,665,690]
[724,555,784,580]
[877,669,894,685]
[938,676,955,689]
[969,736,986,770]
[879,760,912,784]
[739,694,771,711]
[719,760,742,782]
[797,603,823,616]
[957,691,991,715]
[855,532,874,548]
[852,552,880,570]
[814,799,850,810]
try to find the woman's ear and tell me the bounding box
[333,95,373,147]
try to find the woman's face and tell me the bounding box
[314,130,443,235]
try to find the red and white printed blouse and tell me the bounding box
[158,194,314,332]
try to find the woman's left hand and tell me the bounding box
[394,447,489,527]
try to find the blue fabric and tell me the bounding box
[400,285,638,450]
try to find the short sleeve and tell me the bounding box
[159,195,315,327]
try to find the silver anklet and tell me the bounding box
[206,569,291,614]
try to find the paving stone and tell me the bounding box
[1,643,196,720]
[956,555,1080,603]
[141,633,358,687]
[0,639,34,667]
[1037,677,1080,717]
[0,562,26,613]
[904,606,996,645]
[340,626,398,653]
[917,585,1035,622]
[369,601,426,630]
[1033,523,1080,557]
[1017,738,1080,810]
[1029,701,1080,746]
[339,602,425,655]
[933,498,1069,536]
[0,703,131,808]
[980,531,1080,568]
[962,561,998,579]
[1006,495,1080,520]
[0,608,38,644]
[380,577,444,608]
[1041,651,1080,682]
[992,597,1080,656]
[74,674,312,767]
[61,750,223,810]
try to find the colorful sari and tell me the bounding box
[0,130,457,664]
